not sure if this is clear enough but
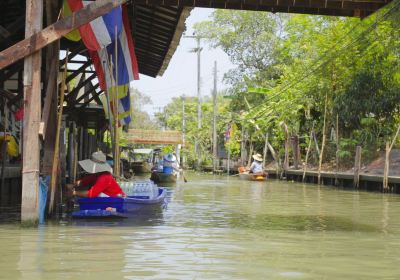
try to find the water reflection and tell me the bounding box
[1,174,400,279]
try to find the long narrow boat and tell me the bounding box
[72,188,167,218]
[131,161,152,174]
[238,172,267,181]
[150,171,177,183]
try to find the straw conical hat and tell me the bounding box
[78,151,112,174]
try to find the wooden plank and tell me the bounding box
[127,129,183,145]
[0,0,127,70]
[39,53,58,139]
[21,0,43,223]
[353,146,362,188]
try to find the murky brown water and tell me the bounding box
[1,174,400,279]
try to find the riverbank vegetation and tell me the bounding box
[158,2,400,171]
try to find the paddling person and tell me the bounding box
[248,153,265,175]
[69,151,126,198]
[162,153,180,173]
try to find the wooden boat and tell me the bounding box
[71,188,167,218]
[131,161,152,174]
[130,148,154,174]
[150,171,177,183]
[238,172,267,181]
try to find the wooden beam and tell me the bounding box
[0,61,24,83]
[0,0,127,70]
[73,83,100,105]
[79,89,104,108]
[66,60,91,84]
[66,73,96,103]
[21,0,43,223]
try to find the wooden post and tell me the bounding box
[41,41,60,186]
[353,146,362,188]
[383,142,390,191]
[383,124,400,191]
[212,61,218,173]
[247,140,253,168]
[240,127,246,165]
[21,0,43,223]
[227,149,230,175]
[335,114,339,186]
[303,127,314,182]
[262,132,269,169]
[1,103,8,190]
[267,142,280,177]
[292,134,300,169]
[281,122,289,171]
[318,92,328,185]
[48,54,68,214]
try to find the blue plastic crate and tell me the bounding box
[163,166,173,174]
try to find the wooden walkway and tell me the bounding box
[265,169,400,193]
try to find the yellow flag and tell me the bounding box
[62,0,81,42]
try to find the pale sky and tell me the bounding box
[132,8,235,116]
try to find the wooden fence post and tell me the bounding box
[21,0,43,223]
[383,142,390,192]
[317,92,328,185]
[292,134,300,169]
[353,146,362,188]
[383,124,400,192]
[303,127,314,182]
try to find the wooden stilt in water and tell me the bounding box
[247,140,253,169]
[303,125,314,182]
[335,114,340,186]
[353,146,362,188]
[21,0,43,223]
[266,142,280,177]
[383,124,400,192]
[281,122,289,171]
[318,92,328,185]
[292,134,300,169]
[1,102,8,190]
[114,28,120,178]
[48,53,68,214]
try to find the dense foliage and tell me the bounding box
[159,2,400,169]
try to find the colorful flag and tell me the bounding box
[66,0,122,51]
[89,5,139,90]
[118,93,131,126]
[89,5,139,126]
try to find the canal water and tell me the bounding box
[1,173,400,279]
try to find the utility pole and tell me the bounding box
[212,61,218,173]
[184,34,202,170]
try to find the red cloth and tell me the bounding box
[79,172,125,198]
[15,108,24,121]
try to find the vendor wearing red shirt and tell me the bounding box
[72,151,125,198]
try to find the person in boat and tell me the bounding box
[70,151,126,198]
[162,153,180,174]
[248,153,265,175]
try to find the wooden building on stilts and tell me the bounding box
[0,0,392,223]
